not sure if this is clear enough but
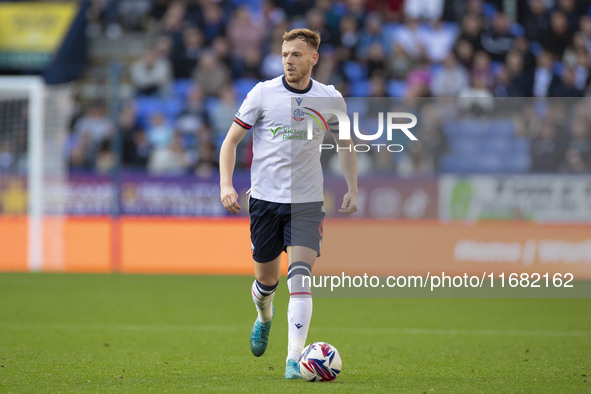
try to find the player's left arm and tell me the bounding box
[331,130,358,215]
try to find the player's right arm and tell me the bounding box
[219,122,249,214]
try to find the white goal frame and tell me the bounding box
[0,76,45,271]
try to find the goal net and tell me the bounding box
[0,77,71,271]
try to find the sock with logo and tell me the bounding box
[251,279,278,323]
[286,262,313,361]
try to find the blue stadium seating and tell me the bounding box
[135,97,184,127]
[234,78,258,101]
[504,153,531,172]
[386,80,407,97]
[173,79,193,99]
[349,80,371,97]
[343,61,366,81]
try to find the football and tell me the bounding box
[298,342,342,382]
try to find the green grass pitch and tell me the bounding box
[0,273,589,393]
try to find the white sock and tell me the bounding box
[251,279,277,323]
[286,262,313,361]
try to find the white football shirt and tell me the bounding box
[234,75,343,204]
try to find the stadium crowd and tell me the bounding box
[64,0,591,176]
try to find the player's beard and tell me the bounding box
[284,66,311,85]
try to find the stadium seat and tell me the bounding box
[386,80,407,97]
[489,119,515,137]
[204,97,220,114]
[440,154,469,173]
[505,153,531,172]
[349,80,370,97]
[448,136,480,153]
[342,61,366,81]
[234,78,258,101]
[483,2,498,18]
[513,137,530,154]
[486,136,512,154]
[135,97,184,127]
[173,79,193,99]
[472,153,505,173]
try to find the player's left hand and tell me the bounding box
[338,191,358,215]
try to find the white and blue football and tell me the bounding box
[298,342,342,382]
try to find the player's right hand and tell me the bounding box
[220,185,241,214]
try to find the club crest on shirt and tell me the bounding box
[292,108,305,122]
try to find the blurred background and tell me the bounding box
[0,0,590,275]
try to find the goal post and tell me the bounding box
[0,76,71,272]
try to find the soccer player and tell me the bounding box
[219,28,358,380]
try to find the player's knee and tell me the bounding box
[255,273,280,287]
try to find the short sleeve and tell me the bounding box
[233,83,263,130]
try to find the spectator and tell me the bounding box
[566,117,591,159]
[561,149,588,173]
[453,38,475,69]
[366,43,386,78]
[356,13,389,59]
[504,50,533,97]
[549,66,584,97]
[305,8,334,50]
[458,74,494,114]
[261,1,287,29]
[193,51,231,97]
[513,36,536,73]
[579,15,591,54]
[130,48,173,97]
[386,42,415,80]
[226,7,264,62]
[554,0,579,33]
[405,58,432,96]
[117,0,151,32]
[431,53,469,96]
[540,11,572,58]
[68,133,94,173]
[195,142,220,178]
[261,39,284,79]
[148,132,190,175]
[95,140,115,174]
[158,1,186,53]
[72,103,115,148]
[471,51,494,89]
[458,13,484,53]
[423,19,457,62]
[239,48,263,80]
[524,0,550,43]
[530,123,564,172]
[480,12,516,62]
[532,51,554,97]
[200,2,227,46]
[211,85,239,137]
[569,49,591,91]
[172,27,203,79]
[403,0,444,22]
[211,36,234,74]
[394,17,427,59]
[175,87,209,143]
[366,0,404,22]
[86,0,120,39]
[338,15,360,52]
[146,113,174,149]
[119,105,149,169]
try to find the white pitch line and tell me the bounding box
[0,324,589,337]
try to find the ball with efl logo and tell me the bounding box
[298,342,342,382]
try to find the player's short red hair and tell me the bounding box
[282,29,321,52]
